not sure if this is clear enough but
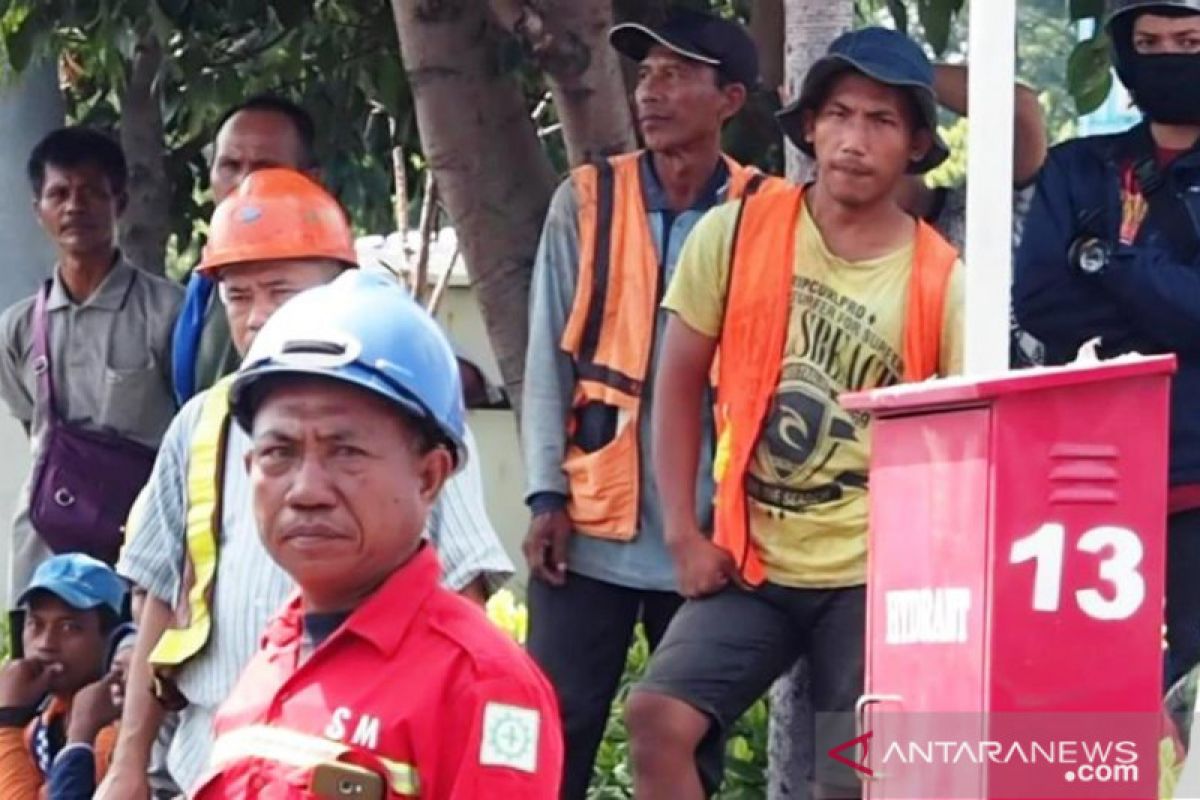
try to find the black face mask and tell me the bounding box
[1128,52,1200,125]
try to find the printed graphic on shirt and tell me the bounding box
[747,275,902,517]
[1120,162,1149,247]
[662,200,962,586]
[324,706,382,749]
[480,703,540,773]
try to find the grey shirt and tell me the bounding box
[0,257,181,593]
[522,156,729,592]
[0,257,181,445]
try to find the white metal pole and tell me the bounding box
[963,0,1018,375]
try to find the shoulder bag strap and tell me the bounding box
[31,281,57,423]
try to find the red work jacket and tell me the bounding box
[192,545,563,799]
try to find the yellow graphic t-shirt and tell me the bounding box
[663,199,964,588]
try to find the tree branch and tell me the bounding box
[205,29,293,68]
[487,0,588,78]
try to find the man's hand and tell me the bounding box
[669,529,737,598]
[67,670,123,745]
[0,658,60,709]
[95,761,151,800]
[522,509,572,586]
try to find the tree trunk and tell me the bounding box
[0,58,64,307]
[490,0,636,166]
[117,28,169,275]
[394,0,558,414]
[780,0,853,182]
[768,12,854,799]
[750,0,785,95]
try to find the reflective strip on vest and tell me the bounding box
[557,150,783,540]
[210,724,420,797]
[713,185,958,585]
[149,375,233,668]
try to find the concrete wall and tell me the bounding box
[0,60,64,604]
[358,232,534,591]
[434,284,530,590]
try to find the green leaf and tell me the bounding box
[1067,36,1113,115]
[270,0,309,28]
[1068,0,1105,21]
[3,6,45,71]
[918,0,955,55]
[369,56,405,121]
[886,0,908,32]
[156,0,190,21]
[727,735,753,762]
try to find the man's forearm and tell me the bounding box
[109,594,171,770]
[931,64,1047,184]
[652,329,712,544]
[458,576,489,606]
[1012,84,1048,185]
[655,405,704,544]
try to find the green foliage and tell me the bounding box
[0,0,430,253]
[924,116,967,188]
[1019,0,1082,144]
[863,0,1114,118]
[588,625,768,799]
[1067,31,1114,114]
[916,0,966,55]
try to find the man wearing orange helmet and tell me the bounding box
[97,169,513,799]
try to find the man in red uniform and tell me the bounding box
[191,270,563,799]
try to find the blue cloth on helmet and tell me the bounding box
[171,271,216,405]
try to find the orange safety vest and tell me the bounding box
[558,150,784,540]
[713,185,958,584]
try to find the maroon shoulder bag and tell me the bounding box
[27,281,157,563]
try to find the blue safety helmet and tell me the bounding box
[229,270,467,468]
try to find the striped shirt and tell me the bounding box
[117,391,513,791]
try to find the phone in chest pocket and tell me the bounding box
[309,761,385,800]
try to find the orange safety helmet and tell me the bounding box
[198,168,358,275]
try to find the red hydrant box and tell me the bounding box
[840,355,1175,800]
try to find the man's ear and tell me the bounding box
[244,449,253,476]
[416,447,454,504]
[910,128,933,168]
[802,109,817,145]
[720,82,748,122]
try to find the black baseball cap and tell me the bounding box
[609,8,760,88]
[777,27,949,174]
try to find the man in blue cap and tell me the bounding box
[0,553,128,797]
[630,27,964,798]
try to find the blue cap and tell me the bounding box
[17,554,126,616]
[777,27,949,174]
[609,8,760,88]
